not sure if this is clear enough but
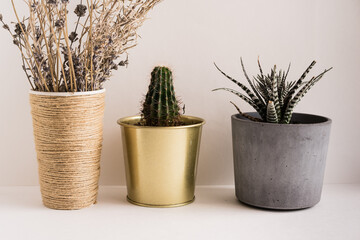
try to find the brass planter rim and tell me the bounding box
[117,115,205,129]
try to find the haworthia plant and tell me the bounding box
[141,66,182,126]
[213,58,332,124]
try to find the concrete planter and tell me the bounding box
[232,113,332,210]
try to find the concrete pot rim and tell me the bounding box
[232,112,332,127]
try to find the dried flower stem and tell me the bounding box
[19,41,36,90]
[11,0,50,91]
[55,30,69,91]
[77,15,90,53]
[63,9,77,91]
[0,17,35,90]
[43,2,60,88]
[37,2,56,91]
[88,0,94,90]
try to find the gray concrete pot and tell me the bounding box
[232,113,332,210]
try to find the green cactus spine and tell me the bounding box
[141,66,181,126]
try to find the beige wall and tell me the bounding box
[0,0,359,186]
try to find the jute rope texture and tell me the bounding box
[30,91,105,210]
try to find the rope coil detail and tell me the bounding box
[30,91,105,210]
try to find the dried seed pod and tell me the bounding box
[46,0,58,5]
[2,24,9,31]
[68,32,78,42]
[55,19,64,29]
[14,22,26,36]
[74,4,87,17]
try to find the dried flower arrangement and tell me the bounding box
[0,0,162,92]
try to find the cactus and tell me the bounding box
[141,66,182,126]
[213,58,332,124]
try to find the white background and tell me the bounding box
[0,0,359,186]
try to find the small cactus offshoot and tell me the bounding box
[141,66,182,126]
[213,58,332,124]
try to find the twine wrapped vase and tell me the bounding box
[29,89,105,210]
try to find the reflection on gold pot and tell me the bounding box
[118,115,205,208]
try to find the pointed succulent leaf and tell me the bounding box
[254,81,269,104]
[280,83,291,108]
[282,67,333,123]
[277,70,283,99]
[283,61,316,108]
[230,101,263,122]
[213,87,266,119]
[271,65,281,117]
[266,101,278,123]
[265,75,272,91]
[240,58,266,106]
[257,57,264,77]
[284,62,291,81]
[214,63,265,109]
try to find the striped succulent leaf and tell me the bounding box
[257,57,264,77]
[240,58,266,107]
[290,61,316,94]
[283,61,317,109]
[255,80,269,104]
[280,63,291,92]
[277,70,283,90]
[266,101,278,123]
[276,71,282,100]
[230,101,263,122]
[284,63,291,80]
[282,67,333,123]
[278,72,286,108]
[279,82,290,109]
[212,87,266,119]
[270,66,281,117]
[265,75,272,91]
[214,63,265,109]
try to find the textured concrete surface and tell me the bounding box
[231,113,332,209]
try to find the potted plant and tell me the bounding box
[118,66,205,207]
[1,0,161,210]
[213,58,332,210]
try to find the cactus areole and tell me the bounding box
[141,66,183,126]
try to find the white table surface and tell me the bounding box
[0,184,359,240]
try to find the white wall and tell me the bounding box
[0,0,359,186]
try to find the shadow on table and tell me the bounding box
[97,186,128,205]
[193,187,313,213]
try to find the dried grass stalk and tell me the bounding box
[1,0,162,92]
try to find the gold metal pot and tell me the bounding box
[117,115,205,207]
